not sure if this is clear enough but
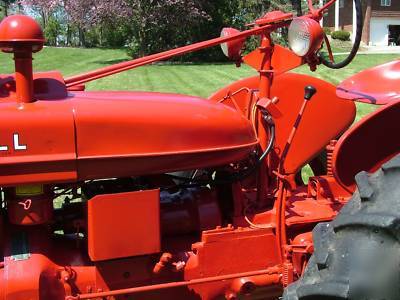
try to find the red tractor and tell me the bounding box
[0,0,399,299]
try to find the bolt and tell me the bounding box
[225,291,237,300]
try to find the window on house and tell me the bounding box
[381,0,391,6]
[339,0,344,8]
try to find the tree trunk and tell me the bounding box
[40,10,46,29]
[291,0,303,16]
[79,27,85,47]
[362,0,372,45]
[66,24,71,46]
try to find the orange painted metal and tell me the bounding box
[64,23,278,88]
[243,45,303,75]
[220,28,246,61]
[337,60,400,104]
[0,89,257,185]
[185,226,282,299]
[0,99,76,186]
[333,99,400,191]
[288,17,324,57]
[7,185,53,225]
[0,3,381,300]
[0,15,45,50]
[72,91,258,179]
[88,189,161,261]
[13,51,35,103]
[68,268,281,300]
[160,187,221,235]
[0,71,68,101]
[209,73,356,174]
[0,15,45,103]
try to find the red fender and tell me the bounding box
[209,73,356,174]
[333,99,400,192]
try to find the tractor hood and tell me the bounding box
[71,91,258,180]
[0,73,258,185]
[337,60,400,105]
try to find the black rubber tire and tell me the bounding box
[283,154,400,300]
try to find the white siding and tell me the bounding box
[370,17,400,46]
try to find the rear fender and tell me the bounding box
[209,73,356,174]
[333,100,400,192]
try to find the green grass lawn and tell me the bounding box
[0,47,397,120]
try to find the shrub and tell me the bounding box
[126,39,141,58]
[331,30,351,41]
[323,27,332,36]
[44,17,62,46]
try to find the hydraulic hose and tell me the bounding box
[320,0,363,69]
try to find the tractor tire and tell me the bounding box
[283,154,400,300]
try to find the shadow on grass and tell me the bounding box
[93,58,234,68]
[94,58,131,65]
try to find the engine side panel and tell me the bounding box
[209,73,356,174]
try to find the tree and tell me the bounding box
[20,0,59,27]
[362,0,372,45]
[44,15,61,45]
[0,0,18,18]
[64,0,132,46]
[63,0,132,29]
[126,0,211,57]
[20,0,304,59]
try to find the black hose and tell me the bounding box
[230,112,275,181]
[320,0,363,69]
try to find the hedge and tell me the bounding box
[331,30,351,41]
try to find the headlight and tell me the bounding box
[220,28,246,61]
[288,17,323,57]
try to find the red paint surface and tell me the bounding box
[337,60,400,104]
[0,4,395,300]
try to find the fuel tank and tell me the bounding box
[0,72,258,185]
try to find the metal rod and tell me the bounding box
[64,23,280,88]
[66,267,281,299]
[320,0,337,12]
[14,51,34,103]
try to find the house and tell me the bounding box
[323,0,400,46]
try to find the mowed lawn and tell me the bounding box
[0,47,397,120]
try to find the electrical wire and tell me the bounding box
[165,111,275,187]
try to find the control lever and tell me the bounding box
[280,85,317,171]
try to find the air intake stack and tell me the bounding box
[0,15,44,103]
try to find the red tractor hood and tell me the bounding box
[0,77,258,185]
[337,60,400,105]
[71,91,258,180]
